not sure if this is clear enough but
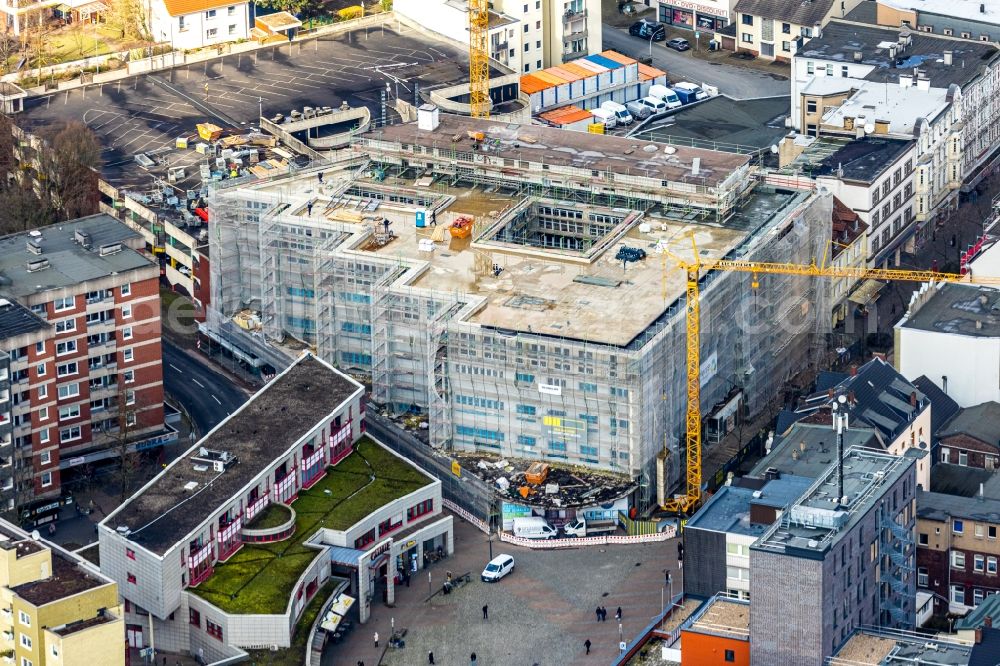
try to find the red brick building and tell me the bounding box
[937,402,1000,470]
[0,215,171,521]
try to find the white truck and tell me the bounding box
[590,107,617,130]
[562,517,618,538]
[511,516,557,539]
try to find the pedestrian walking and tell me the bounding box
[616,607,622,621]
[471,653,478,665]
[429,651,435,664]
[601,606,608,621]
[318,172,324,184]
[585,639,592,655]
[482,604,489,620]
[595,606,601,622]
[374,631,379,648]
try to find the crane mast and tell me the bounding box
[469,0,490,118]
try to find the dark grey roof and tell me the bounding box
[900,283,1000,338]
[750,421,880,479]
[685,474,814,536]
[800,20,999,90]
[842,0,878,24]
[930,463,995,497]
[0,215,153,300]
[912,375,960,436]
[940,402,1000,447]
[0,299,48,343]
[109,354,364,555]
[815,370,849,392]
[632,95,792,154]
[918,489,1000,522]
[733,0,835,26]
[971,626,1000,666]
[807,137,914,184]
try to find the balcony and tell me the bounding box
[563,7,586,19]
[562,49,587,62]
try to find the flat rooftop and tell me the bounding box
[51,612,117,637]
[917,489,1000,523]
[368,114,751,188]
[108,354,363,555]
[899,282,1000,338]
[821,82,950,134]
[755,448,914,555]
[750,421,880,479]
[0,215,153,300]
[0,298,48,343]
[830,629,973,665]
[686,596,750,639]
[783,136,915,182]
[12,550,108,606]
[684,474,814,537]
[799,20,998,90]
[879,0,1000,24]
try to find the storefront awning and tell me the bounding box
[328,546,364,567]
[847,279,885,306]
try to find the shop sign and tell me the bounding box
[666,0,728,17]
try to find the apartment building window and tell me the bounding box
[742,33,753,43]
[725,650,735,662]
[38,407,47,421]
[782,41,791,51]
[807,61,814,74]
[977,524,985,537]
[742,14,753,25]
[126,547,136,560]
[825,63,834,76]
[206,28,218,38]
[952,550,966,569]
[782,22,790,33]
[535,40,541,48]
[20,658,31,666]
[19,634,30,649]
[40,472,51,488]
[918,532,928,545]
[123,348,134,363]
[50,647,57,658]
[535,20,540,28]
[189,609,201,627]
[536,60,541,68]
[121,304,132,319]
[17,611,29,626]
[123,369,135,384]
[227,4,234,13]
[38,430,48,444]
[36,363,45,377]
[39,451,50,466]
[976,554,986,572]
[58,405,79,421]
[918,567,928,587]
[806,100,817,113]
[53,297,74,312]
[524,24,528,33]
[229,24,237,35]
[56,362,77,378]
[120,282,131,297]
[125,389,136,406]
[178,15,186,30]
[952,585,966,605]
[55,340,76,356]
[205,8,216,17]
[57,383,79,399]
[59,426,81,443]
[990,557,998,574]
[127,573,136,584]
[959,451,968,466]
[991,526,997,539]
[801,27,813,38]
[55,319,76,333]
[975,589,985,605]
[941,447,951,463]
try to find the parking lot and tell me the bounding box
[334,516,682,666]
[20,19,471,169]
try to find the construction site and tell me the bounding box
[206,104,833,508]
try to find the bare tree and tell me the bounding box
[39,121,101,221]
[105,0,149,41]
[110,381,146,504]
[1,453,38,526]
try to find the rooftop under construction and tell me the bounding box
[206,106,832,505]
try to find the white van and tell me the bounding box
[481,554,515,582]
[512,516,557,539]
[673,81,709,102]
[638,96,668,115]
[601,101,633,125]
[648,84,682,109]
[590,107,617,129]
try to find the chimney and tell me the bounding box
[853,50,863,62]
[977,320,984,330]
[942,375,948,394]
[977,627,983,644]
[909,391,917,407]
[900,74,913,88]
[917,77,931,91]
[828,388,835,399]
[986,616,993,628]
[848,391,856,404]
[944,50,953,66]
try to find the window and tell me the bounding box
[126,411,136,427]
[989,557,998,574]
[378,515,403,536]
[120,283,131,296]
[20,634,30,649]
[975,554,985,572]
[206,28,218,38]
[127,572,137,584]
[782,41,791,51]
[918,567,928,587]
[959,450,968,466]
[918,532,928,546]
[189,609,201,627]
[58,405,80,421]
[991,526,997,539]
[975,588,985,605]
[826,63,834,76]
[38,430,48,444]
[742,32,753,43]
[801,26,813,38]
[952,550,966,570]
[59,426,81,443]
[40,472,51,488]
[806,100,817,113]
[205,8,216,17]
[516,404,536,416]
[123,348,133,363]
[952,585,966,605]
[782,22,790,33]
[50,646,57,658]
[578,382,597,393]
[841,65,848,77]
[178,15,186,30]
[56,362,77,378]
[57,383,79,399]
[725,650,735,663]
[55,319,76,333]
[941,447,951,463]
[807,61,814,74]
[38,407,47,421]
[121,304,132,319]
[17,611,29,626]
[977,524,985,537]
[123,369,135,384]
[742,13,753,25]
[954,519,964,534]
[56,340,77,356]
[227,4,234,13]
[20,658,31,666]
[407,499,433,521]
[125,389,136,406]
[36,363,45,377]
[53,296,74,312]
[122,326,133,340]
[229,24,236,35]
[126,547,136,560]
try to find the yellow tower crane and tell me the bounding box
[661,237,1000,515]
[469,0,490,118]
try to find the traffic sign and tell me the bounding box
[695,31,700,38]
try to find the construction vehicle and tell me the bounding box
[661,236,1000,515]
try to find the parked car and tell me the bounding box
[629,20,666,41]
[666,37,690,51]
[481,554,515,582]
[638,96,668,115]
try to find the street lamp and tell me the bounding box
[648,31,656,58]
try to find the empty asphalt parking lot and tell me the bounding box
[20,18,470,167]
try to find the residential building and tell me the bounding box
[874,0,1000,41]
[936,402,1000,469]
[98,353,452,661]
[791,22,1000,223]
[682,471,813,599]
[731,0,864,61]
[750,448,918,665]
[754,358,933,489]
[147,0,251,50]
[829,197,868,325]
[656,0,735,32]
[0,519,125,666]
[781,136,917,267]
[0,216,170,512]
[895,282,1000,408]
[679,594,750,666]
[396,0,602,71]
[916,490,1000,614]
[206,107,834,506]
[0,0,59,36]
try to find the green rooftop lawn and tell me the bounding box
[245,502,293,530]
[192,438,430,615]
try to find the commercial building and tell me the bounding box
[207,107,833,505]
[873,0,1000,41]
[682,471,813,599]
[99,353,451,661]
[791,22,1000,223]
[750,447,918,665]
[395,0,602,71]
[731,0,864,61]
[0,215,169,514]
[656,0,736,32]
[917,490,1000,614]
[0,518,125,666]
[895,282,1000,409]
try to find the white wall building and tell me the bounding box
[895,282,1000,409]
[655,0,737,32]
[148,0,250,50]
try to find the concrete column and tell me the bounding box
[386,565,395,605]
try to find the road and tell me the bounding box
[602,25,791,99]
[162,339,249,437]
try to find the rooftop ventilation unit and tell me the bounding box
[74,230,91,248]
[192,447,237,473]
[25,239,41,255]
[98,243,123,256]
[116,525,131,537]
[25,258,49,273]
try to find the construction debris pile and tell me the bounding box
[455,454,636,508]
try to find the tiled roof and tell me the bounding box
[161,0,240,18]
[733,0,834,25]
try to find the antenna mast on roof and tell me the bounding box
[832,394,849,505]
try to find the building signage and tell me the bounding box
[538,383,562,396]
[663,0,728,18]
[68,457,86,467]
[700,351,718,388]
